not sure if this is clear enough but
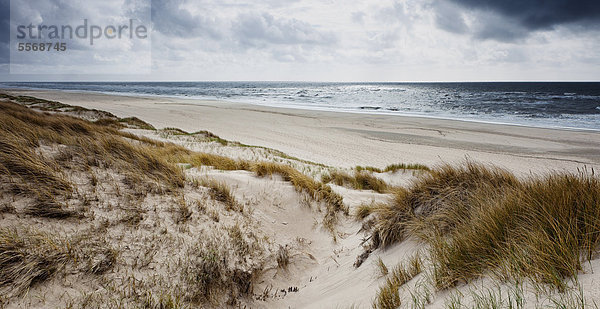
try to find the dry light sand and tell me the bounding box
[6,88,600,175]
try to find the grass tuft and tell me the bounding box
[372,255,422,309]
[322,170,389,193]
[374,257,389,277]
[356,163,430,173]
[181,238,256,304]
[0,228,71,297]
[277,245,290,269]
[355,203,375,220]
[368,161,600,290]
[200,178,241,212]
[25,198,80,219]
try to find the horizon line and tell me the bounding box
[2,80,600,83]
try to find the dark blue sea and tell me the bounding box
[2,82,600,130]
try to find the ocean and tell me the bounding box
[2,82,600,130]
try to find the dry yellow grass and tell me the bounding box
[322,170,390,193]
[199,178,242,212]
[0,101,185,198]
[428,168,600,290]
[355,203,376,220]
[372,255,422,309]
[356,163,430,173]
[0,228,71,298]
[365,162,600,291]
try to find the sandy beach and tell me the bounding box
[5,88,600,175]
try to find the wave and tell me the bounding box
[2,81,600,130]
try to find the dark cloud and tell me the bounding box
[445,0,600,41]
[449,0,600,30]
[472,14,530,42]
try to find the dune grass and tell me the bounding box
[356,163,430,174]
[277,245,290,269]
[0,128,72,198]
[161,127,230,145]
[180,237,258,305]
[0,99,347,235]
[199,178,242,212]
[0,228,72,297]
[119,117,156,130]
[0,101,185,202]
[322,170,390,193]
[366,162,600,291]
[355,203,376,220]
[428,168,600,290]
[373,255,423,309]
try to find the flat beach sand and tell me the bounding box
[6,88,600,174]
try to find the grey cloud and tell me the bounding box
[366,29,400,49]
[0,0,8,43]
[150,2,337,51]
[378,1,415,26]
[433,1,468,34]
[351,12,366,24]
[271,47,307,63]
[151,0,223,39]
[232,12,337,47]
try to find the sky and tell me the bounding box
[1,0,599,81]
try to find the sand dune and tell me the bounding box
[1,90,600,308]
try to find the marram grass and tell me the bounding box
[368,162,600,290]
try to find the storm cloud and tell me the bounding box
[442,0,600,41]
[450,0,600,30]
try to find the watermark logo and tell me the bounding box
[16,19,148,46]
[10,0,151,74]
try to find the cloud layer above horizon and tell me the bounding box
[1,0,599,81]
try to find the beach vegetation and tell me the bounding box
[372,254,423,309]
[322,170,389,193]
[199,178,242,212]
[356,163,430,173]
[0,228,71,298]
[364,161,600,291]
